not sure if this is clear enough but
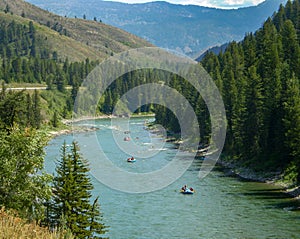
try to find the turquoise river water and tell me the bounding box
[45,117,300,239]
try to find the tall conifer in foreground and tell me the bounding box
[51,141,107,239]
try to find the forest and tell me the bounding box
[0,0,300,237]
[70,0,300,187]
[95,2,300,188]
[156,0,300,184]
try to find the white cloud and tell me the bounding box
[104,0,266,8]
[224,0,246,5]
[222,0,265,7]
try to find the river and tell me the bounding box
[45,117,300,239]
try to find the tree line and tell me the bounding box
[155,0,300,184]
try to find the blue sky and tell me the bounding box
[105,0,265,9]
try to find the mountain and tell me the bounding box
[0,0,152,62]
[26,0,287,57]
[195,42,229,62]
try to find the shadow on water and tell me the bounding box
[273,199,300,212]
[213,165,300,212]
[241,187,300,212]
[243,189,291,200]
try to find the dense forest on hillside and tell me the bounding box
[155,0,300,184]
[0,13,101,121]
[0,15,98,86]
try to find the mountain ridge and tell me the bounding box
[0,0,152,62]
[27,0,287,57]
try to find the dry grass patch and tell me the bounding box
[0,208,74,239]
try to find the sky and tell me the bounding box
[104,0,266,9]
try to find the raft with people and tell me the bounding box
[180,185,195,194]
[127,157,136,162]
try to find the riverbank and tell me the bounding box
[217,157,300,200]
[49,113,155,137]
[61,114,116,125]
[47,125,99,137]
[147,121,300,200]
[46,115,111,138]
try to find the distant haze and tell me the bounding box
[103,0,266,9]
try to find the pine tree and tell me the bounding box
[282,76,300,181]
[52,111,58,128]
[242,66,264,160]
[89,196,107,238]
[281,20,300,76]
[51,141,108,238]
[32,90,41,128]
[26,93,33,127]
[221,53,238,151]
[4,4,10,14]
[273,4,286,31]
[0,90,26,130]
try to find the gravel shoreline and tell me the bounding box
[47,115,113,138]
[48,114,155,137]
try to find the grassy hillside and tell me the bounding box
[0,12,104,62]
[0,0,152,62]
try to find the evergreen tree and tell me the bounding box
[51,141,108,238]
[26,93,33,127]
[282,76,300,181]
[4,4,10,14]
[273,4,286,31]
[0,89,26,130]
[32,90,41,128]
[89,196,107,238]
[52,111,58,128]
[242,66,264,160]
[221,52,238,151]
[281,20,300,76]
